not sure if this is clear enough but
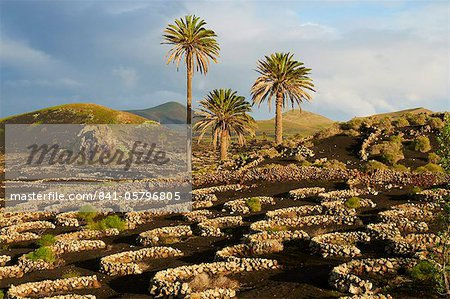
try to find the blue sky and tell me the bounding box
[1,0,448,120]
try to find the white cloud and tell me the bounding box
[113,67,138,89]
[0,38,60,74]
[4,78,82,88]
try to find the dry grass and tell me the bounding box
[189,273,240,292]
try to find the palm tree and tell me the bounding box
[194,89,255,160]
[251,52,315,145]
[162,15,220,125]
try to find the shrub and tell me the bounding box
[189,273,240,292]
[409,260,436,282]
[395,117,410,128]
[36,234,56,247]
[246,197,262,213]
[78,205,97,222]
[428,117,444,130]
[364,160,388,172]
[411,186,422,195]
[437,115,450,173]
[416,163,444,173]
[26,246,56,263]
[389,134,403,144]
[320,159,347,170]
[62,269,82,279]
[0,290,3,299]
[88,215,126,232]
[345,197,362,209]
[392,164,409,172]
[407,113,428,126]
[341,118,363,131]
[159,236,181,244]
[314,123,342,139]
[413,136,432,153]
[428,152,441,164]
[377,117,393,131]
[265,224,288,232]
[299,160,312,167]
[259,147,279,159]
[370,139,404,165]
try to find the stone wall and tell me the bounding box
[251,214,358,232]
[0,221,56,244]
[50,240,106,254]
[288,187,326,200]
[359,129,382,161]
[0,211,54,228]
[386,233,441,256]
[149,258,279,297]
[100,247,183,276]
[310,231,370,258]
[55,212,81,227]
[329,258,415,296]
[7,275,100,299]
[55,228,119,241]
[193,184,247,195]
[192,193,218,209]
[182,209,213,222]
[139,225,193,246]
[223,197,275,214]
[198,216,243,237]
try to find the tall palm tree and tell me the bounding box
[162,15,220,125]
[194,89,255,161]
[251,52,315,144]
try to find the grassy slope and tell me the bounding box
[126,101,186,124]
[356,107,433,120]
[0,103,152,124]
[256,109,335,138]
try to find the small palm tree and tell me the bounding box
[162,15,220,125]
[251,52,315,144]
[194,89,255,160]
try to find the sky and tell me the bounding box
[0,0,449,121]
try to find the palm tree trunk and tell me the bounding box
[220,130,228,160]
[186,56,193,125]
[275,90,283,145]
[186,55,193,171]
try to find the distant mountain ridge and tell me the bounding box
[0,103,150,124]
[126,101,186,124]
[357,107,434,120]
